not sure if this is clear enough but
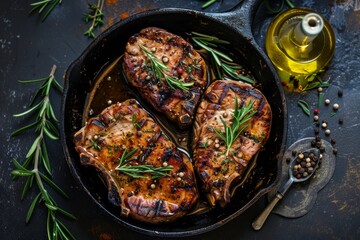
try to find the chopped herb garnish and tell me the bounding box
[116,147,173,179]
[140,45,194,91]
[88,139,101,151]
[215,98,256,156]
[298,100,310,116]
[199,141,209,148]
[131,114,140,128]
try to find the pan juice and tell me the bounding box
[266,8,335,91]
[82,43,263,214]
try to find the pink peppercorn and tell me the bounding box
[314,109,319,115]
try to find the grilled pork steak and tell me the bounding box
[74,99,198,223]
[193,80,272,207]
[123,27,207,129]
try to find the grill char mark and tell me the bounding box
[123,27,207,129]
[193,80,272,207]
[73,99,198,223]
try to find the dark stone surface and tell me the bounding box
[1,0,359,239]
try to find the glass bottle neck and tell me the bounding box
[292,13,324,46]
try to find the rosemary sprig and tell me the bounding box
[298,100,310,116]
[12,65,76,240]
[140,45,194,91]
[191,32,255,84]
[116,147,173,179]
[215,98,256,156]
[84,0,105,38]
[30,0,62,21]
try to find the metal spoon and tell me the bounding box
[252,148,320,230]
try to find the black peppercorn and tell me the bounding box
[320,146,326,153]
[338,89,343,97]
[286,157,291,163]
[315,136,321,142]
[333,148,338,155]
[311,140,316,147]
[331,138,336,144]
[314,128,320,135]
[339,118,344,125]
[292,150,297,156]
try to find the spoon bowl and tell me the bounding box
[252,148,320,230]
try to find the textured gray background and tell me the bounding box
[1,0,359,239]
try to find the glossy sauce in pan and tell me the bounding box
[81,42,260,214]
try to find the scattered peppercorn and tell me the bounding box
[333,148,338,155]
[318,87,323,92]
[311,140,316,147]
[338,89,343,97]
[319,146,325,153]
[333,103,339,111]
[325,129,331,135]
[314,128,320,135]
[338,118,343,124]
[313,115,319,121]
[292,150,297,156]
[286,157,291,163]
[314,109,319,115]
[331,138,336,144]
[325,99,330,105]
[322,122,327,128]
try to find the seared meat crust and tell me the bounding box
[123,27,207,129]
[74,99,198,223]
[193,80,272,207]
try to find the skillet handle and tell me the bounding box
[205,0,263,40]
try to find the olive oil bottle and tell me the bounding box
[266,8,335,91]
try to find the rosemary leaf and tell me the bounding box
[21,175,34,200]
[56,207,77,220]
[11,121,40,136]
[298,100,310,116]
[11,170,34,177]
[26,136,41,159]
[13,101,42,117]
[39,172,68,198]
[26,193,41,223]
[318,92,324,107]
[202,0,218,9]
[56,220,77,240]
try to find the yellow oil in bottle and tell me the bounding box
[266,8,335,91]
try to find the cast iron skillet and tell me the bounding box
[61,0,287,237]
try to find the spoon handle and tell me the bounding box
[252,193,283,230]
